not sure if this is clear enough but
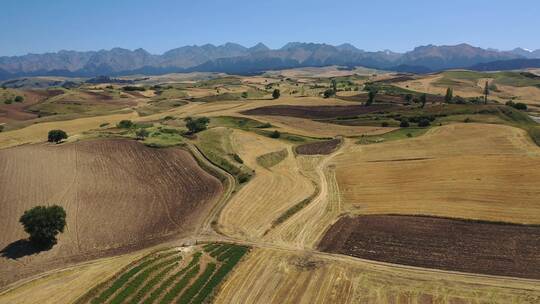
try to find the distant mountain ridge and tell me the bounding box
[1,43,539,79]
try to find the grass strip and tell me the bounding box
[91,251,177,304]
[143,252,202,304]
[130,263,178,303]
[176,263,217,304]
[209,244,232,258]
[158,265,200,304]
[191,246,250,304]
[109,255,181,304]
[202,243,220,252]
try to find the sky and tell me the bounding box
[1,0,539,56]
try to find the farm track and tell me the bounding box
[2,97,540,303]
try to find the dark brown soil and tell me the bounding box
[318,215,540,279]
[241,104,394,119]
[296,138,341,155]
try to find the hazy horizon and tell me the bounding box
[1,0,539,56]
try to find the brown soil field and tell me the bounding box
[333,123,540,224]
[318,215,540,279]
[296,138,342,155]
[241,104,394,119]
[0,89,64,123]
[0,139,223,287]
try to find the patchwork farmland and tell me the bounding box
[1,70,540,304]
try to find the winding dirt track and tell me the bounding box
[1,97,540,303]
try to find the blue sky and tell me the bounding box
[1,0,539,56]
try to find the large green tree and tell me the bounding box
[19,205,67,248]
[184,116,210,134]
[47,129,68,143]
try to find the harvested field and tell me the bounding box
[248,115,393,138]
[0,139,223,287]
[214,247,540,304]
[0,111,138,149]
[296,138,341,155]
[318,215,540,279]
[333,123,540,224]
[241,104,394,119]
[217,130,315,240]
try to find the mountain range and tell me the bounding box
[1,43,539,79]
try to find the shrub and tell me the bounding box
[406,133,413,137]
[48,129,68,143]
[381,122,389,127]
[464,117,472,123]
[241,92,248,98]
[270,130,281,138]
[232,153,243,164]
[399,119,410,128]
[4,99,12,104]
[256,122,272,129]
[272,89,280,99]
[122,86,146,91]
[185,116,210,134]
[0,125,4,132]
[19,205,66,248]
[99,123,109,128]
[14,95,24,102]
[418,118,431,127]
[323,89,335,98]
[117,120,134,129]
[237,173,251,184]
[136,129,149,140]
[514,103,528,111]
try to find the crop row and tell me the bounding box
[143,251,202,304]
[176,263,217,304]
[109,255,181,304]
[91,251,178,304]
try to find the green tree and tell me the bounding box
[135,128,149,140]
[117,120,134,129]
[331,79,337,92]
[47,129,68,143]
[366,89,377,106]
[323,89,335,98]
[418,118,431,127]
[404,94,413,104]
[444,88,453,103]
[19,205,66,248]
[241,92,248,99]
[185,116,210,134]
[399,119,410,128]
[420,94,427,108]
[270,130,281,138]
[483,81,489,104]
[272,89,281,99]
[14,95,24,103]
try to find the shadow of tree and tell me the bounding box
[0,239,52,259]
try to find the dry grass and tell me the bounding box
[333,123,540,224]
[0,249,147,304]
[214,247,540,304]
[0,111,138,149]
[217,130,314,241]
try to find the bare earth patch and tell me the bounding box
[318,215,540,279]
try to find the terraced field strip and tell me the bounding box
[89,250,179,304]
[76,244,250,304]
[144,252,202,304]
